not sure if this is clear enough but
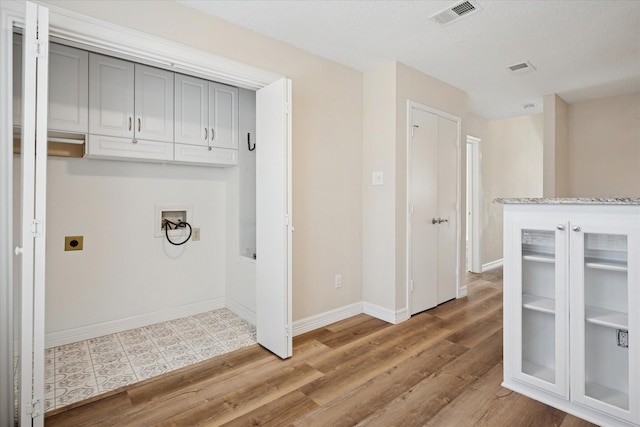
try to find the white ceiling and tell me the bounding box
[177,0,640,119]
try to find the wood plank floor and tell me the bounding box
[45,269,596,426]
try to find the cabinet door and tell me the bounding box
[89,53,134,138]
[12,34,21,128]
[208,81,238,149]
[505,217,569,398]
[175,74,208,146]
[569,221,640,424]
[134,64,173,143]
[48,43,88,133]
[174,143,237,166]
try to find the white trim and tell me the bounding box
[482,258,504,272]
[458,285,468,298]
[225,297,256,327]
[405,100,462,317]
[363,302,409,325]
[292,302,363,336]
[42,2,280,90]
[45,297,225,348]
[466,135,483,273]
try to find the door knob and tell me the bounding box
[432,218,449,224]
[15,246,23,256]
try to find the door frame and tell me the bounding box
[466,135,482,273]
[405,100,462,315]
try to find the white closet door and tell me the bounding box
[89,53,134,138]
[135,63,173,143]
[256,78,293,359]
[18,3,48,425]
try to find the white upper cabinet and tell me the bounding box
[89,53,173,142]
[209,81,238,150]
[13,36,89,134]
[134,63,174,143]
[89,53,135,138]
[174,74,208,146]
[48,43,88,133]
[175,74,238,149]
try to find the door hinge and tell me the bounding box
[33,40,47,59]
[409,204,414,215]
[284,103,290,114]
[410,280,414,292]
[411,124,419,137]
[284,215,290,226]
[27,398,42,418]
[30,219,43,237]
[285,325,290,337]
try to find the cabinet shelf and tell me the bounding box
[584,258,627,272]
[522,251,555,263]
[522,360,555,383]
[522,294,555,314]
[585,306,628,329]
[585,382,629,410]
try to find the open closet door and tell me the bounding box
[15,2,49,425]
[256,78,293,359]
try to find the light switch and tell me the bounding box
[372,171,384,186]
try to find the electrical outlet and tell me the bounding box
[192,228,200,241]
[335,274,342,289]
[617,329,629,348]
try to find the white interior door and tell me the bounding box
[256,78,292,359]
[16,2,49,425]
[409,104,459,315]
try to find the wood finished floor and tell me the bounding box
[45,269,596,426]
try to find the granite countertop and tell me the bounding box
[495,197,640,205]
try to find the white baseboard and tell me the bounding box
[482,258,503,272]
[292,302,363,336]
[45,297,226,349]
[457,285,468,298]
[363,302,409,324]
[225,297,256,326]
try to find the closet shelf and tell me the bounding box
[585,382,629,410]
[522,360,555,384]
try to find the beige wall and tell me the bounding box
[568,92,640,197]
[467,113,544,265]
[543,94,569,197]
[362,61,467,315]
[41,0,364,322]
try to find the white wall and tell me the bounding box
[44,157,227,337]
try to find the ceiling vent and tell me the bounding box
[508,61,537,76]
[430,0,482,25]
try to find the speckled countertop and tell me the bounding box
[495,198,640,205]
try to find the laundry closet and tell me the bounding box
[11,21,289,412]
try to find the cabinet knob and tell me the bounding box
[572,226,581,232]
[132,139,137,144]
[557,225,565,230]
[208,146,212,151]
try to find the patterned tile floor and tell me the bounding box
[45,308,256,412]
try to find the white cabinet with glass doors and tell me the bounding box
[502,202,640,427]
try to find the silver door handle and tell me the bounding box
[211,128,215,140]
[129,117,132,131]
[138,117,141,132]
[432,218,448,224]
[204,128,208,140]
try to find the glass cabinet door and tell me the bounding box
[513,220,569,397]
[570,224,639,424]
